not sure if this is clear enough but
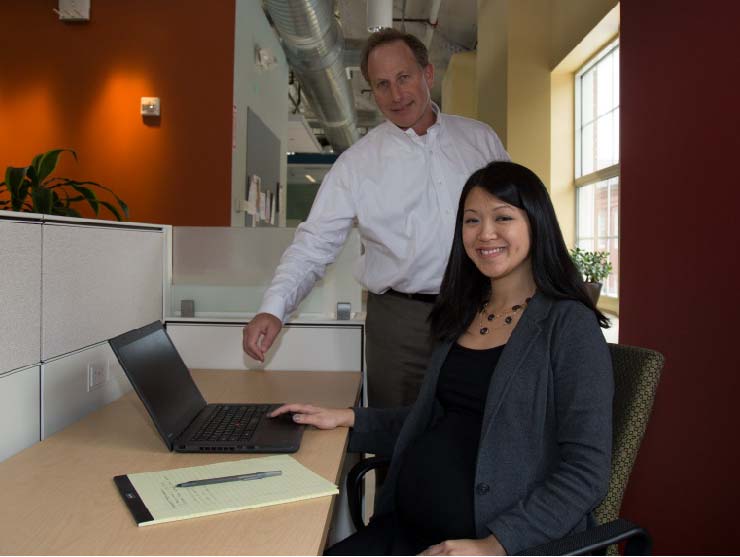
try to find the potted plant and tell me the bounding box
[0,149,128,221]
[570,246,613,305]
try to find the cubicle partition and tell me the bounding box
[0,211,167,460]
[0,213,43,461]
[170,226,362,318]
[167,226,365,373]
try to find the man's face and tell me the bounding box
[366,40,435,133]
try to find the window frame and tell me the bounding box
[574,38,620,301]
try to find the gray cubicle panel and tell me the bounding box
[41,223,165,360]
[0,219,42,374]
[0,365,40,462]
[41,342,131,439]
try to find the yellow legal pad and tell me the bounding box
[114,454,338,526]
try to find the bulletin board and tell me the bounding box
[245,108,281,227]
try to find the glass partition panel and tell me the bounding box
[170,227,362,320]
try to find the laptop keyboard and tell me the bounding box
[192,404,271,442]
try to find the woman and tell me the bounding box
[270,161,613,556]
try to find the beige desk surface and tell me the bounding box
[0,370,361,556]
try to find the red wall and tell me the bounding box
[0,0,235,225]
[620,2,740,553]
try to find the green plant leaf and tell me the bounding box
[97,200,123,221]
[30,185,54,214]
[5,151,127,220]
[17,181,32,207]
[24,165,39,187]
[67,184,100,216]
[117,198,130,219]
[34,149,76,184]
[54,178,129,219]
[570,247,612,283]
[5,166,29,211]
[30,153,44,176]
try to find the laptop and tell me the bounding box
[108,321,303,453]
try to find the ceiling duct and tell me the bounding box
[264,0,360,152]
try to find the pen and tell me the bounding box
[175,470,282,488]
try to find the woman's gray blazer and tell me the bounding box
[348,293,614,555]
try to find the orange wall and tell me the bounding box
[0,0,235,226]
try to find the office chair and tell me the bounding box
[347,343,664,556]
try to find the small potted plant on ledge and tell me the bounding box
[0,149,128,220]
[570,246,613,305]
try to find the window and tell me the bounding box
[575,39,620,297]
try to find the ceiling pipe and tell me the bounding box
[264,0,360,152]
[423,0,442,49]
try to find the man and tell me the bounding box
[243,28,509,408]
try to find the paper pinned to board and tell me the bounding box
[246,174,260,217]
[114,454,338,527]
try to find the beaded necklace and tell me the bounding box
[478,297,532,335]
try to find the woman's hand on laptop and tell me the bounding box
[269,404,355,430]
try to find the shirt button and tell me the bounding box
[476,483,490,495]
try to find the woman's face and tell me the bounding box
[462,186,533,284]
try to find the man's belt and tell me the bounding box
[385,289,438,304]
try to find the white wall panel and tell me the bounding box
[42,224,164,360]
[0,365,40,462]
[167,323,363,372]
[42,342,131,438]
[0,221,41,374]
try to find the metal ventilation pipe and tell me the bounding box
[264,0,360,152]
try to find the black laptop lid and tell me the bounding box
[109,321,206,450]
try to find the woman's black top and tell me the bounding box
[395,342,505,546]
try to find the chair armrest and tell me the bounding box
[347,455,391,531]
[516,518,652,556]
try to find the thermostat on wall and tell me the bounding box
[56,0,91,21]
[141,97,160,117]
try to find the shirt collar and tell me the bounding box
[382,102,443,140]
[402,102,442,139]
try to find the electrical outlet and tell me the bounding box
[87,362,108,392]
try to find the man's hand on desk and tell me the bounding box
[269,404,355,430]
[243,313,282,361]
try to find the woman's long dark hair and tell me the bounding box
[429,161,609,342]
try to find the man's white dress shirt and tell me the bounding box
[259,108,509,322]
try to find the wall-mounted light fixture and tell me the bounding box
[54,0,91,21]
[141,97,160,117]
[305,174,317,184]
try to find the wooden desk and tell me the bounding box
[0,370,361,555]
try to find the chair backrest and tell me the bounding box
[594,343,664,527]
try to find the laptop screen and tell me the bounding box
[109,321,206,450]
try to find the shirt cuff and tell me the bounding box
[257,296,287,324]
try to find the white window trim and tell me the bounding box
[574,39,620,302]
[574,38,620,181]
[574,163,620,188]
